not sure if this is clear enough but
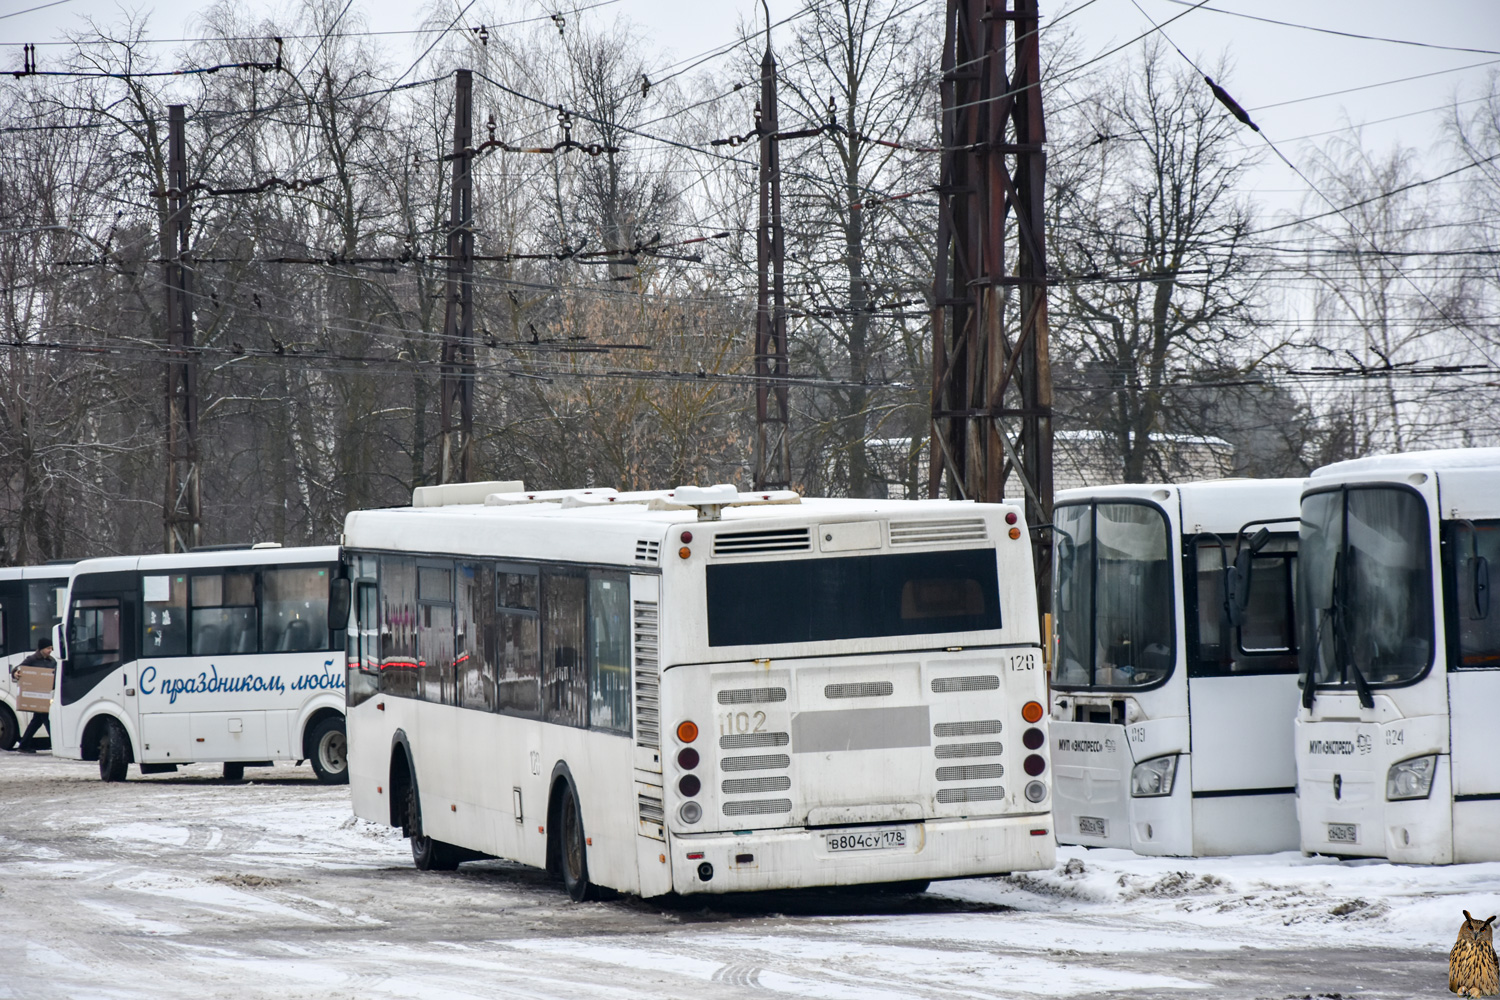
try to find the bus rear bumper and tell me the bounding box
[665,813,1055,894]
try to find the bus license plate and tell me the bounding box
[824,828,908,853]
[1327,823,1358,844]
[1078,816,1108,838]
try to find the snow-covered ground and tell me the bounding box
[4,752,1495,999]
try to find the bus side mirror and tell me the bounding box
[1225,551,1251,626]
[1474,556,1490,620]
[329,578,352,629]
[1056,536,1076,613]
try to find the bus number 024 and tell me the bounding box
[719,711,767,735]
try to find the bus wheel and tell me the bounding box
[0,706,17,751]
[309,716,349,785]
[99,720,129,782]
[223,762,245,782]
[406,785,459,871]
[559,783,598,903]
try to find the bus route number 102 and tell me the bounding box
[719,711,767,736]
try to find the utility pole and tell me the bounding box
[163,104,201,553]
[929,0,1053,608]
[440,68,476,484]
[752,42,791,492]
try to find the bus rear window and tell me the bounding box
[705,549,1001,647]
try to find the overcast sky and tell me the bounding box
[4,0,1498,220]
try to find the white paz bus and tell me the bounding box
[52,545,350,782]
[1049,479,1305,857]
[0,563,72,749]
[1295,448,1500,864]
[344,481,1055,900]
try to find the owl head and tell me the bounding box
[1460,910,1497,945]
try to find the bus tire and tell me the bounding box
[308,716,349,785]
[406,785,460,871]
[223,762,245,782]
[558,782,598,903]
[99,720,129,782]
[0,705,18,751]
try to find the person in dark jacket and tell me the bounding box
[14,639,55,753]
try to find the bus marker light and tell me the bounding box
[377,786,382,793]
[376,702,385,711]
[1009,527,1021,540]
[1005,511,1018,525]
[1021,701,1044,724]
[677,720,699,743]
[680,530,693,543]
[659,854,666,863]
[1030,829,1048,836]
[679,547,692,559]
[587,837,592,846]
[538,826,544,834]
[687,852,705,860]
[451,804,457,812]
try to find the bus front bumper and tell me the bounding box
[665,813,1055,894]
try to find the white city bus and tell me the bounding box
[344,482,1055,899]
[1049,479,1305,856]
[52,544,350,783]
[0,563,73,750]
[1295,448,1500,864]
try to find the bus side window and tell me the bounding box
[190,571,258,656]
[262,567,332,654]
[455,564,492,711]
[416,564,455,706]
[1451,520,1500,668]
[379,556,418,697]
[492,565,540,718]
[142,574,188,657]
[542,570,588,728]
[588,573,631,735]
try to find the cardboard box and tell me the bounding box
[16,666,54,714]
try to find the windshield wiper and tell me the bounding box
[1322,549,1374,710]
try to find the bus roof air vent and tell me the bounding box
[415,480,526,507]
[634,539,661,564]
[889,518,989,545]
[712,528,811,556]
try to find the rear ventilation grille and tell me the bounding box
[717,687,787,705]
[633,601,660,751]
[937,786,1006,803]
[634,539,661,564]
[932,675,999,693]
[889,518,988,545]
[825,681,893,699]
[937,763,1005,782]
[724,798,793,816]
[934,720,1002,737]
[935,741,1003,759]
[721,753,791,772]
[722,775,792,794]
[637,792,664,824]
[720,732,790,749]
[712,528,811,555]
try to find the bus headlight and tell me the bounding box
[1386,754,1438,801]
[678,801,703,824]
[1130,755,1178,798]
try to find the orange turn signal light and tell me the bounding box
[677,720,699,743]
[1022,701,1045,724]
[1008,527,1022,540]
[678,546,692,559]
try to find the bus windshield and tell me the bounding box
[1298,487,1433,688]
[1052,501,1175,689]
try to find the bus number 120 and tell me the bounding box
[720,711,767,735]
